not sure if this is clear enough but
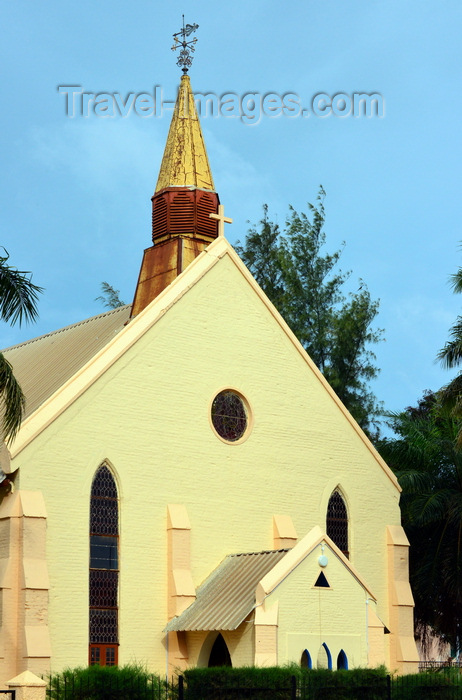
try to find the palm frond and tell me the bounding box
[0,353,25,442]
[450,267,462,295]
[0,250,43,326]
[437,330,462,369]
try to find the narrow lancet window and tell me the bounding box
[89,465,119,666]
[326,490,349,558]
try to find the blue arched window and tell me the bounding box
[301,649,312,668]
[337,649,348,670]
[89,465,119,666]
[317,642,332,670]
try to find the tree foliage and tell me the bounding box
[378,393,462,653]
[376,253,462,655]
[95,281,125,309]
[0,250,42,443]
[235,188,383,432]
[0,249,42,326]
[437,260,462,446]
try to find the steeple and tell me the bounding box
[131,20,220,318]
[155,74,214,192]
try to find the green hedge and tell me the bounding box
[183,666,389,700]
[183,666,462,700]
[391,669,462,700]
[184,666,294,700]
[46,664,462,700]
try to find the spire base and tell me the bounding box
[131,235,212,317]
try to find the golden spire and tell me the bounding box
[155,74,215,193]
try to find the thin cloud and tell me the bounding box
[30,120,164,194]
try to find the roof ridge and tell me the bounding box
[3,305,131,353]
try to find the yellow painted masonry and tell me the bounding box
[167,504,195,673]
[387,526,419,673]
[273,515,297,550]
[368,607,387,668]
[6,669,47,700]
[0,492,50,681]
[186,625,254,670]
[254,601,279,666]
[270,547,369,668]
[5,238,414,676]
[255,527,384,669]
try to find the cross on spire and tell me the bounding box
[210,205,233,237]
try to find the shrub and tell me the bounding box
[183,666,390,700]
[183,666,295,700]
[391,670,461,700]
[46,665,168,700]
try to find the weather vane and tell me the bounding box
[171,15,199,73]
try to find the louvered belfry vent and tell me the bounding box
[151,187,219,243]
[170,191,195,235]
[197,191,219,237]
[152,195,167,239]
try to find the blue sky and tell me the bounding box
[2,1,462,428]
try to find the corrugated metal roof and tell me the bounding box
[165,549,288,632]
[3,305,131,418]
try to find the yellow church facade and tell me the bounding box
[0,69,419,685]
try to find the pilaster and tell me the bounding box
[386,525,419,673]
[254,601,279,667]
[272,515,297,550]
[167,505,195,673]
[0,491,50,684]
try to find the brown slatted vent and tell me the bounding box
[152,195,167,240]
[151,188,219,242]
[197,191,218,238]
[170,191,195,235]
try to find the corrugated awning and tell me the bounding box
[165,549,288,633]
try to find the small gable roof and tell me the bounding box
[257,525,376,604]
[166,526,378,634]
[165,549,288,632]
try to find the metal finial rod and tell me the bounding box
[171,15,199,74]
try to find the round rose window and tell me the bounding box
[211,390,248,442]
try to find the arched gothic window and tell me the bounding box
[337,649,348,670]
[317,643,332,670]
[326,490,349,558]
[89,465,119,666]
[301,649,312,668]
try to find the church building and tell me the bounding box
[0,40,419,684]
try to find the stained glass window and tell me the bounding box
[211,391,248,442]
[326,490,349,558]
[89,609,118,645]
[89,465,119,665]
